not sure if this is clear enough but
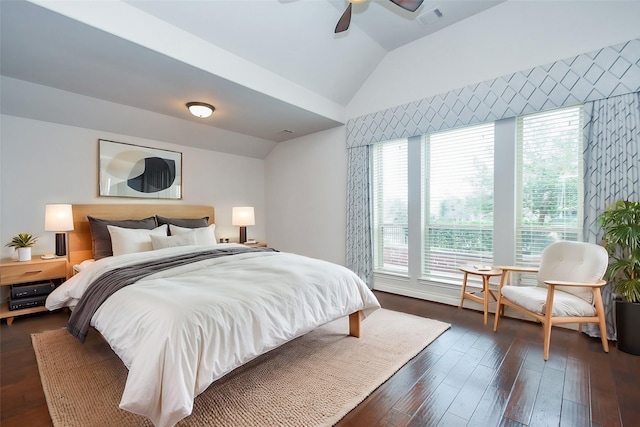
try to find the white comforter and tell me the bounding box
[46,245,380,427]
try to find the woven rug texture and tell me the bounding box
[32,308,450,426]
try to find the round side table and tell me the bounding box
[459,265,503,325]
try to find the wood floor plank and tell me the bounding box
[522,343,546,373]
[489,339,528,391]
[442,346,486,388]
[372,408,412,427]
[563,357,589,405]
[430,347,466,375]
[560,399,590,427]
[500,417,528,427]
[446,364,495,420]
[391,365,447,416]
[436,412,468,427]
[610,351,640,427]
[479,337,513,370]
[450,330,480,353]
[468,385,509,426]
[502,367,543,424]
[406,382,460,426]
[529,365,564,427]
[423,327,467,356]
[589,351,623,427]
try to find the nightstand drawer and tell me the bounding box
[0,260,66,285]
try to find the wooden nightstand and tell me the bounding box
[0,256,67,325]
[242,242,267,247]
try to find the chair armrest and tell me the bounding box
[544,279,607,288]
[495,266,539,291]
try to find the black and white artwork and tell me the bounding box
[99,139,182,199]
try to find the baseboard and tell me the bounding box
[373,282,579,331]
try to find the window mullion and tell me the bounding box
[407,136,422,280]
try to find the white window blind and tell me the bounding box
[423,123,495,279]
[516,105,584,268]
[372,139,408,273]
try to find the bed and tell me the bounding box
[45,204,380,427]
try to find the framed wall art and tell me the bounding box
[99,139,182,199]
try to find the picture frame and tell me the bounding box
[98,139,182,199]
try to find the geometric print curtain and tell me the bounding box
[345,145,373,288]
[582,91,640,340]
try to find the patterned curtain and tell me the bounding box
[582,91,640,340]
[346,145,373,288]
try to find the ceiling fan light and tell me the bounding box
[186,102,215,118]
[348,0,367,3]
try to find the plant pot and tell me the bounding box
[616,300,640,356]
[17,247,32,262]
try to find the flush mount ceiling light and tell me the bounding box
[186,102,215,118]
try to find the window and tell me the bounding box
[371,105,585,300]
[423,124,495,279]
[516,106,584,266]
[372,139,408,272]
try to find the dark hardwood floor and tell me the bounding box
[1,291,638,426]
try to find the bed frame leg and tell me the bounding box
[349,311,361,338]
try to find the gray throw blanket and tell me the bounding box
[68,246,277,342]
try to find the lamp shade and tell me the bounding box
[232,207,255,227]
[45,204,74,232]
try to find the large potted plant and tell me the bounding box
[5,233,38,262]
[600,200,640,355]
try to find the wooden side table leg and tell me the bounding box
[459,272,469,309]
[483,275,489,325]
[6,316,14,326]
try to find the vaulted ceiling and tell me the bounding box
[1,0,503,157]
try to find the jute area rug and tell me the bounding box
[32,309,450,426]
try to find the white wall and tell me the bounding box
[0,115,266,259]
[265,126,347,265]
[265,2,640,266]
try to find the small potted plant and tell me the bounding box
[600,200,640,355]
[5,233,38,262]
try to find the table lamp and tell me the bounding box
[45,204,74,257]
[232,207,255,244]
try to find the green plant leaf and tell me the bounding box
[600,200,640,302]
[5,233,38,248]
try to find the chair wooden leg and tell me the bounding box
[543,322,552,361]
[493,299,502,332]
[543,285,556,361]
[593,288,609,353]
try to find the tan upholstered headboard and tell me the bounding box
[68,204,214,275]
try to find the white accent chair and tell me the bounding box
[493,241,609,360]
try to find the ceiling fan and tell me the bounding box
[335,0,425,33]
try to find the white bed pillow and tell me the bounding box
[150,231,197,250]
[169,224,217,246]
[107,224,168,256]
[72,259,96,275]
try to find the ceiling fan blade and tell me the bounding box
[335,3,352,33]
[388,0,424,13]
